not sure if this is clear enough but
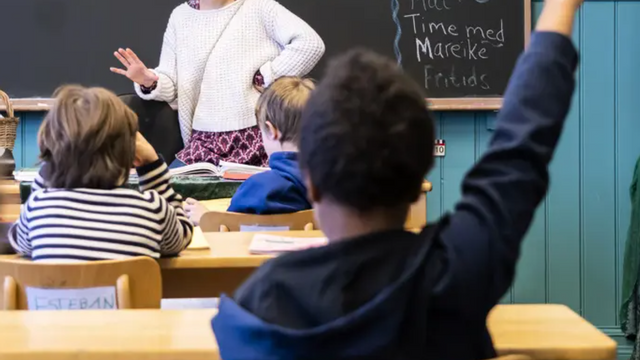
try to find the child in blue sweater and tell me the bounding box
[213,0,583,358]
[185,77,313,224]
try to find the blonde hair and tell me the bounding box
[38,85,138,189]
[255,76,315,145]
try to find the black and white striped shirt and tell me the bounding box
[9,159,193,262]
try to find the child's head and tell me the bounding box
[39,85,138,189]
[300,49,434,229]
[256,76,315,156]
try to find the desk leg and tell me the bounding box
[162,268,256,299]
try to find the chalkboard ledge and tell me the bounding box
[3,98,501,112]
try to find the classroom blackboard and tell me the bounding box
[0,0,528,102]
[1,0,182,98]
[281,0,529,99]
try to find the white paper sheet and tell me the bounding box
[26,286,118,310]
[240,225,290,232]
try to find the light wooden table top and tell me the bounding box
[0,304,615,360]
[0,231,315,269]
[158,231,322,269]
[488,304,617,360]
[0,308,219,360]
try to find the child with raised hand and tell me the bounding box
[185,76,313,224]
[212,0,583,358]
[9,85,193,262]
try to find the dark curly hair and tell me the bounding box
[299,49,435,212]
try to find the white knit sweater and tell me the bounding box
[135,0,325,145]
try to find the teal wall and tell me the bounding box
[9,0,640,357]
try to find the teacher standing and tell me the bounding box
[110,0,325,167]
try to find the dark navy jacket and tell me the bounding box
[227,152,311,214]
[213,32,579,360]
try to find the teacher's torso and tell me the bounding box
[171,0,281,133]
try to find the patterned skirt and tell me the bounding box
[175,127,268,167]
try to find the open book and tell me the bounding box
[249,234,328,255]
[169,161,269,180]
[14,161,268,182]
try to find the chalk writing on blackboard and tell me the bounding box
[392,0,511,93]
[391,0,403,65]
[26,286,117,310]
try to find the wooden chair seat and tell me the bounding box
[0,257,161,310]
[200,210,316,233]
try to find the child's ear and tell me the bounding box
[304,172,321,203]
[264,121,280,141]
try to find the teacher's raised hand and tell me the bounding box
[110,48,159,88]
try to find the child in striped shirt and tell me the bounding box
[9,85,193,262]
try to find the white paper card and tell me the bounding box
[249,234,328,254]
[188,227,209,249]
[240,225,290,232]
[26,286,117,310]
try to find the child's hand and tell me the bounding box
[134,132,159,167]
[536,0,584,36]
[254,84,265,93]
[547,0,583,10]
[184,198,209,226]
[110,48,159,88]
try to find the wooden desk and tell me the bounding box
[0,231,296,298]
[0,309,218,360]
[0,305,614,360]
[489,304,617,360]
[159,231,318,298]
[0,178,431,297]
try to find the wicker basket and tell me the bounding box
[0,90,19,151]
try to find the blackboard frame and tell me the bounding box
[3,0,530,112]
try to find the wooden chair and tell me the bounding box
[200,210,316,233]
[119,94,183,165]
[405,181,432,229]
[0,257,162,310]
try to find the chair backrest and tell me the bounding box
[119,94,183,164]
[200,210,316,232]
[0,257,161,310]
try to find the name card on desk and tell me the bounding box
[249,234,328,255]
[26,286,117,310]
[240,225,290,232]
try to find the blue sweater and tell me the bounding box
[227,152,311,214]
[213,32,579,360]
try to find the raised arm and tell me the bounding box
[8,203,32,257]
[438,0,581,306]
[259,0,325,86]
[137,159,193,255]
[134,15,178,103]
[135,134,193,255]
[110,12,178,103]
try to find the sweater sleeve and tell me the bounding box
[8,197,33,257]
[438,32,579,307]
[31,167,47,193]
[135,14,178,103]
[259,0,325,86]
[136,158,193,255]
